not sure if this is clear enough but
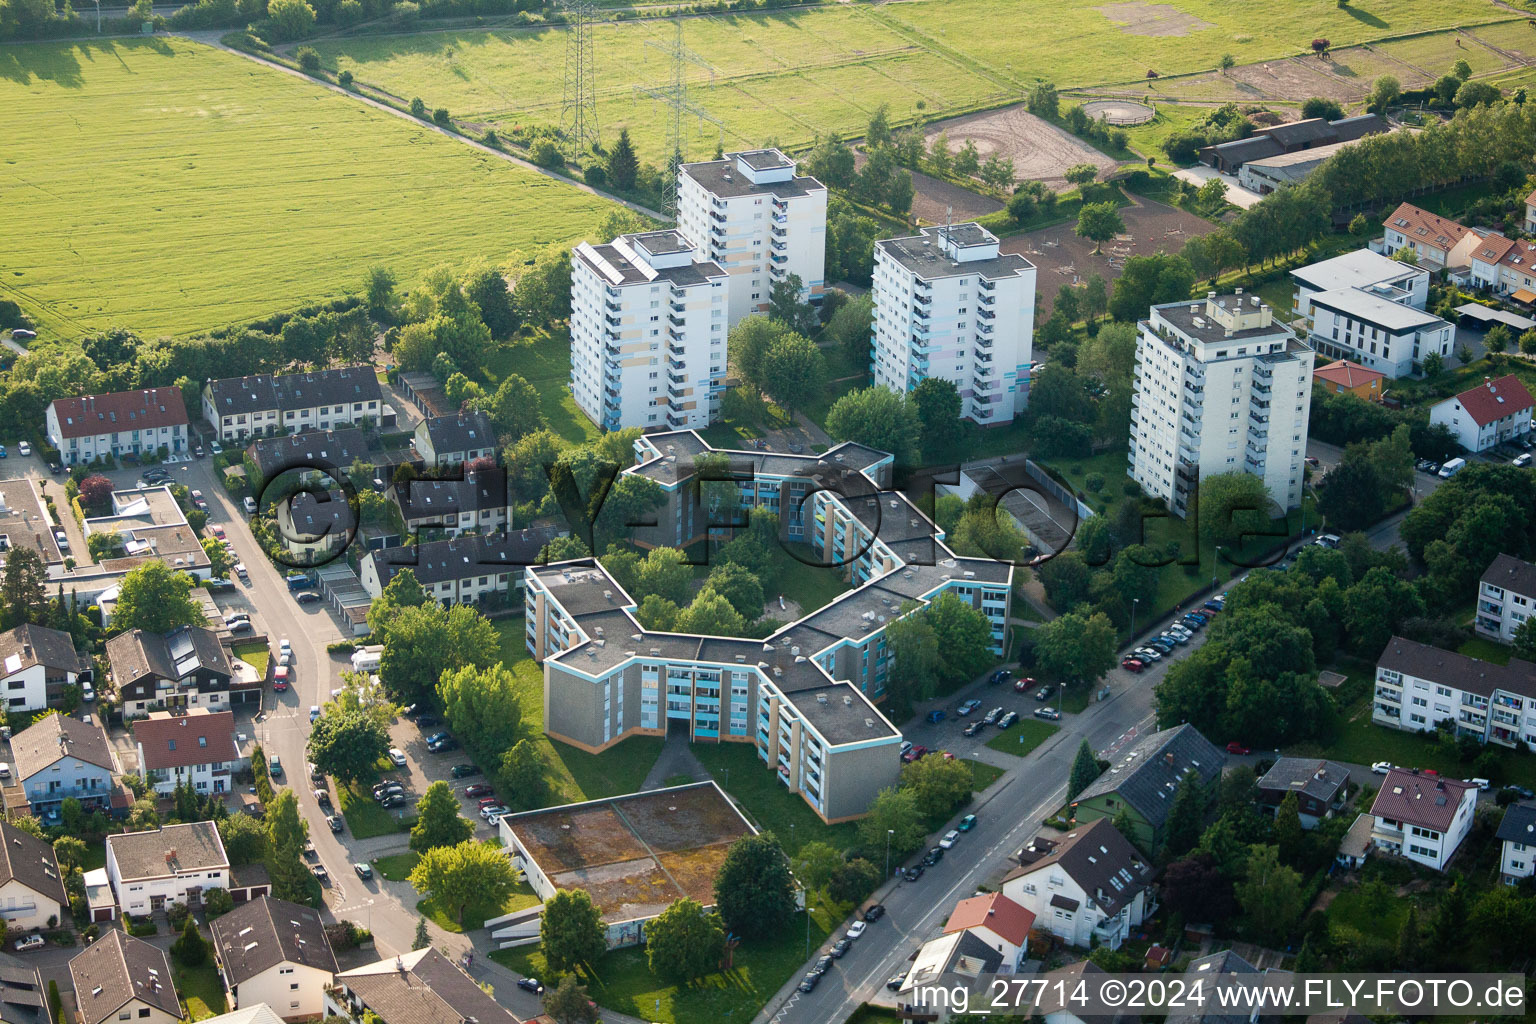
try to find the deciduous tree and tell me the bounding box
[266,790,313,904]
[111,561,205,635]
[438,663,524,756]
[646,898,725,982]
[306,707,391,786]
[410,840,518,925]
[411,781,475,853]
[714,833,796,939]
[824,387,921,465]
[540,888,606,972]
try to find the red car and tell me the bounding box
[901,745,928,763]
[477,796,502,809]
[1011,676,1037,693]
[272,679,288,692]
[1225,741,1251,755]
[464,783,494,798]
[1120,657,1145,673]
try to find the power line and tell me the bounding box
[636,21,720,215]
[561,0,599,155]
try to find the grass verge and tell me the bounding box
[372,851,419,881]
[338,781,415,840]
[985,719,1059,758]
[418,879,541,932]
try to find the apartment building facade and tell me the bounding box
[1476,553,1536,643]
[677,149,827,326]
[872,224,1035,425]
[359,528,560,607]
[132,708,241,797]
[202,367,382,443]
[1429,373,1535,453]
[1129,292,1313,518]
[1373,635,1536,747]
[570,230,729,431]
[46,388,189,466]
[1000,819,1153,951]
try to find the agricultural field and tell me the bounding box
[0,37,614,339]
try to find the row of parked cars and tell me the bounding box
[800,905,886,992]
[1121,607,1216,673]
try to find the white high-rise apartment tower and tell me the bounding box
[677,149,827,327]
[870,224,1036,424]
[1129,291,1314,517]
[570,230,728,432]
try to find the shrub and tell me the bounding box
[296,46,320,74]
[203,887,234,918]
[409,97,427,118]
[531,141,564,168]
[583,164,608,187]
[338,69,353,88]
[483,128,499,147]
[1085,472,1105,493]
[166,901,190,928]
[432,108,451,128]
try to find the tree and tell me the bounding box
[266,0,315,39]
[53,836,87,873]
[543,975,600,1024]
[409,840,517,924]
[77,474,114,511]
[219,813,269,866]
[488,374,544,444]
[1485,323,1512,353]
[606,129,639,191]
[633,547,691,605]
[793,841,845,891]
[768,273,818,336]
[1196,472,1274,548]
[1273,791,1304,864]
[1081,274,1109,322]
[884,610,941,706]
[954,139,980,178]
[1033,610,1118,684]
[900,754,972,820]
[365,266,397,316]
[1512,617,1536,661]
[1301,97,1344,120]
[760,332,826,416]
[805,135,856,190]
[1109,253,1195,322]
[411,781,475,853]
[0,547,47,629]
[438,663,524,757]
[378,602,498,707]
[912,377,963,459]
[1068,740,1101,800]
[1026,81,1059,119]
[856,787,925,862]
[1163,772,1208,860]
[1455,80,1502,108]
[367,567,429,633]
[200,537,235,579]
[465,265,519,340]
[1452,57,1473,81]
[1311,38,1330,56]
[110,561,205,634]
[307,707,390,785]
[825,293,874,368]
[646,898,726,983]
[674,587,746,636]
[413,917,431,951]
[172,917,207,966]
[1235,844,1304,943]
[714,832,795,938]
[705,562,763,620]
[824,387,921,465]
[1367,75,1401,113]
[829,858,881,904]
[1075,202,1124,255]
[925,592,996,690]
[497,740,548,811]
[266,790,313,904]
[540,888,606,972]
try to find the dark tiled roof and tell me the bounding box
[206,366,381,418]
[0,821,66,907]
[0,951,47,1024]
[210,895,338,985]
[1168,950,1260,1024]
[245,428,370,483]
[68,930,180,1024]
[419,411,495,456]
[10,714,116,781]
[364,527,562,588]
[1072,724,1226,829]
[1377,635,1536,700]
[1256,757,1351,804]
[1004,818,1153,917]
[389,471,509,522]
[337,949,519,1024]
[0,624,84,677]
[1370,768,1475,833]
[106,625,231,690]
[1496,803,1536,844]
[107,821,228,880]
[49,388,186,440]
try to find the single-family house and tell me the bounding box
[11,713,120,820]
[202,367,382,443]
[68,930,181,1024]
[1001,818,1154,950]
[1476,553,1536,644]
[1336,812,1374,870]
[1028,962,1119,1024]
[1469,233,1536,303]
[1255,757,1351,828]
[1525,189,1536,235]
[324,949,519,1024]
[132,708,241,797]
[386,469,510,539]
[46,389,188,467]
[1497,803,1536,884]
[358,527,561,607]
[1368,768,1476,871]
[275,490,354,562]
[1070,724,1225,851]
[1429,374,1535,453]
[941,892,1035,970]
[1373,635,1536,746]
[0,624,87,713]
[105,821,230,915]
[413,411,496,469]
[1167,950,1262,1024]
[897,931,1004,1002]
[0,820,67,932]
[107,625,236,718]
[1311,359,1386,400]
[209,896,338,1021]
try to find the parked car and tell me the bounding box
[451,764,480,778]
[811,955,834,977]
[846,920,867,939]
[1011,676,1037,693]
[373,785,404,803]
[1370,761,1396,774]
[963,721,984,737]
[903,864,924,881]
[464,783,494,798]
[16,442,30,457]
[1133,648,1162,662]
[309,705,321,722]
[52,530,68,552]
[798,974,820,994]
[388,748,407,768]
[957,813,977,832]
[194,445,205,458]
[1225,741,1251,755]
[273,666,290,690]
[1503,785,1536,799]
[13,935,43,952]
[517,978,545,995]
[480,804,509,820]
[863,904,885,922]
[922,847,944,866]
[415,714,441,728]
[268,756,283,778]
[925,710,946,724]
[1120,657,1145,673]
[886,973,907,991]
[310,864,329,884]
[1033,707,1060,721]
[296,591,321,604]
[210,441,223,455]
[956,699,982,717]
[989,669,1012,686]
[354,862,374,880]
[982,707,1003,725]
[1034,685,1052,701]
[477,796,503,810]
[938,830,960,850]
[901,744,928,763]
[327,814,344,832]
[10,329,36,341]
[427,734,459,753]
[1304,455,1319,467]
[210,523,226,540]
[899,740,912,756]
[243,496,258,514]
[997,711,1019,728]
[81,682,94,701]
[829,938,851,958]
[190,489,207,510]
[378,793,405,808]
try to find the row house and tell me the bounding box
[131,708,242,797]
[1476,553,1536,644]
[386,470,510,539]
[1428,374,1534,453]
[358,527,560,607]
[45,388,188,467]
[1373,635,1536,747]
[413,411,496,469]
[244,428,369,492]
[1497,803,1536,884]
[202,366,382,443]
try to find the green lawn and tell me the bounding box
[692,741,858,856]
[0,38,614,338]
[985,718,1059,757]
[847,1005,907,1024]
[770,543,855,617]
[338,781,416,839]
[494,620,664,805]
[963,758,1005,792]
[232,642,269,674]
[371,851,419,881]
[418,877,541,932]
[492,905,836,1024]
[481,329,600,446]
[174,959,227,1021]
[1459,636,1513,666]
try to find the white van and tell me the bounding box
[1438,457,1467,479]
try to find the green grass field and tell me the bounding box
[985,718,1059,757]
[418,877,541,932]
[307,0,1506,164]
[0,37,614,338]
[482,330,600,445]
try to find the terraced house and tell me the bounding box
[1373,635,1536,747]
[523,431,1013,823]
[45,388,189,466]
[202,366,383,443]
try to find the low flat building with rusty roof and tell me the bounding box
[210,896,337,1021]
[45,387,189,466]
[105,821,230,916]
[326,948,519,1024]
[1369,768,1476,871]
[0,623,86,712]
[68,930,181,1024]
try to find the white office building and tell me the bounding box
[871,224,1036,424]
[570,230,728,432]
[1129,291,1313,517]
[1290,249,1451,379]
[677,149,827,327]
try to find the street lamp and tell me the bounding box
[805,903,814,957]
[1212,545,1223,592]
[885,828,894,879]
[1130,597,1140,639]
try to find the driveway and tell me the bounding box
[1170,163,1265,208]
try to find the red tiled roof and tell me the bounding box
[131,708,238,771]
[1384,203,1469,252]
[1496,237,1536,272]
[1449,374,1535,427]
[49,388,187,440]
[1471,231,1517,267]
[1313,359,1384,390]
[1526,189,1536,208]
[1370,768,1474,833]
[942,892,1035,947]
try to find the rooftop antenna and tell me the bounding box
[560,0,600,155]
[637,20,721,216]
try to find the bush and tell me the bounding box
[296,46,320,74]
[203,887,234,918]
[583,164,608,187]
[483,129,499,148]
[432,108,452,128]
[338,69,353,88]
[166,901,190,929]
[1085,472,1105,493]
[409,97,427,118]
[531,141,564,168]
[127,916,157,937]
